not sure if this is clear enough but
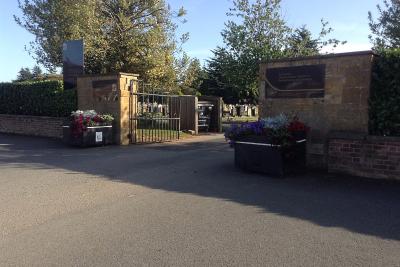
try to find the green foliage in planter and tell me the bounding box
[0,80,77,117]
[369,49,400,136]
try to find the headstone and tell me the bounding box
[63,40,84,89]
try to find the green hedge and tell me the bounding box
[369,49,400,136]
[0,80,77,117]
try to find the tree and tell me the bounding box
[203,0,344,104]
[175,54,203,95]
[15,67,33,82]
[200,47,241,103]
[32,65,43,79]
[15,0,187,90]
[369,0,400,50]
[212,0,289,103]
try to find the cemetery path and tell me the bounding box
[0,133,399,266]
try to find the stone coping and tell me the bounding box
[329,131,400,143]
[77,72,139,78]
[0,114,66,120]
[260,50,377,64]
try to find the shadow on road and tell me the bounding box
[1,133,400,241]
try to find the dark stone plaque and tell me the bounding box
[265,64,325,98]
[63,40,84,89]
[92,80,118,101]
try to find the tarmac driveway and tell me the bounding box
[0,133,400,266]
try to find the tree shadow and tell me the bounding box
[1,133,400,241]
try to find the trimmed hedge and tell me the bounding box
[0,80,77,117]
[369,49,400,136]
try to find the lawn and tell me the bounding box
[131,128,191,143]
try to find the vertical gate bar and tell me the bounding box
[152,88,154,143]
[161,95,163,142]
[135,84,138,144]
[129,82,132,144]
[161,98,164,142]
[178,97,181,140]
[158,95,160,142]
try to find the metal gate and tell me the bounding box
[129,80,181,144]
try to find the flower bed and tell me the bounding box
[63,110,114,147]
[225,114,308,177]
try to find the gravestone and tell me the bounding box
[259,51,376,168]
[63,40,84,89]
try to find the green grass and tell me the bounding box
[131,128,191,143]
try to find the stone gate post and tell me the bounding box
[77,73,138,145]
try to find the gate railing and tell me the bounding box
[129,82,181,144]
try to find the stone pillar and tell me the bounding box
[77,73,138,145]
[258,51,376,169]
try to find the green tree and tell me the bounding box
[32,65,43,79]
[369,0,400,50]
[203,0,344,104]
[15,0,187,90]
[15,0,100,72]
[15,67,33,82]
[175,54,203,95]
[200,47,240,103]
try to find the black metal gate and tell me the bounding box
[129,80,181,144]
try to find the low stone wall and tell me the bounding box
[328,132,400,180]
[0,114,65,139]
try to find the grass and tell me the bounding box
[131,128,191,143]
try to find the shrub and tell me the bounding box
[369,49,400,136]
[0,80,77,117]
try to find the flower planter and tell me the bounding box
[63,125,113,147]
[234,135,306,177]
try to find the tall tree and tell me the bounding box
[15,67,33,82]
[175,54,203,95]
[369,0,400,50]
[32,65,43,79]
[15,0,186,90]
[203,0,344,104]
[214,0,289,103]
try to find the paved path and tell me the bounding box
[0,133,400,266]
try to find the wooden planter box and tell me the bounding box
[62,126,113,147]
[234,135,306,177]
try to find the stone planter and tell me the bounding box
[234,135,307,177]
[62,125,113,147]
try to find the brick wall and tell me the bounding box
[0,114,65,139]
[328,133,400,180]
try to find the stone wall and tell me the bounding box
[0,114,64,139]
[259,51,376,168]
[328,133,400,180]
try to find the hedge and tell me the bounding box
[0,80,77,117]
[369,49,400,136]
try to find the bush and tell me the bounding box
[369,49,400,136]
[0,80,77,117]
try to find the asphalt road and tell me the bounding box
[1,133,400,266]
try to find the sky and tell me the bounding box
[0,0,381,82]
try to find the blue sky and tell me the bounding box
[0,0,381,82]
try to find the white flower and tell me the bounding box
[71,110,97,118]
[261,114,289,129]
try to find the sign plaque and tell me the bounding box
[63,40,84,89]
[265,64,326,98]
[92,79,118,101]
[96,132,103,143]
